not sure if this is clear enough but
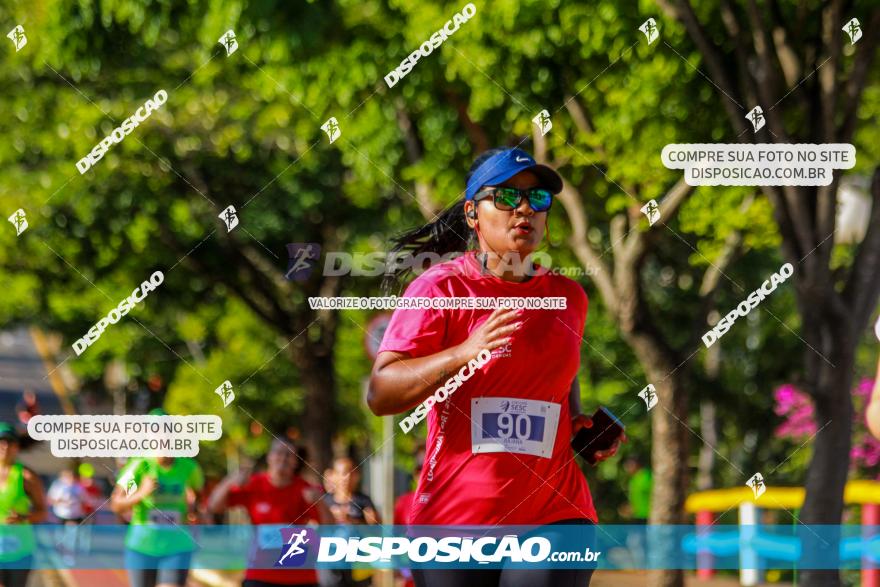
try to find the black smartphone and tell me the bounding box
[571,406,625,465]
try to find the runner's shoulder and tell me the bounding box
[400,254,468,297]
[20,465,41,483]
[543,271,588,307]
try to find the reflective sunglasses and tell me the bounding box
[473,186,553,213]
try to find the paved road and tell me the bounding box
[29,569,776,587]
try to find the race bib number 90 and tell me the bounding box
[471,397,560,458]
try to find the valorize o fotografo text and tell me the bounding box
[76,89,168,174]
[73,271,164,355]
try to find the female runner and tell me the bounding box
[368,147,624,587]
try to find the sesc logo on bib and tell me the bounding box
[276,527,316,567]
[471,397,560,458]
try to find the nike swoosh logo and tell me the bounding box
[516,156,529,163]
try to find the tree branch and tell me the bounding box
[743,0,790,141]
[553,178,617,316]
[842,167,880,334]
[839,8,880,143]
[657,0,750,136]
[444,89,490,153]
[719,0,761,110]
[819,0,844,143]
[760,185,803,262]
[564,95,605,160]
[654,177,695,230]
[532,123,548,163]
[686,194,755,348]
[394,99,440,220]
[768,0,803,87]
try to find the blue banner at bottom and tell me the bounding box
[0,524,878,570]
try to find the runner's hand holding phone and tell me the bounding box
[571,407,625,465]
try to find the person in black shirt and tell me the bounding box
[319,457,380,587]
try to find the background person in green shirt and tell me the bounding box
[625,457,653,522]
[623,456,652,569]
[111,454,204,587]
[0,422,47,587]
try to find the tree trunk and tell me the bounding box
[626,335,690,587]
[290,338,336,475]
[698,343,721,491]
[649,377,689,587]
[799,324,856,586]
[696,401,717,491]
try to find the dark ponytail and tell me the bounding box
[381,148,509,294]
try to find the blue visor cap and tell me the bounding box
[465,148,563,201]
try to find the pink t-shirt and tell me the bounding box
[378,251,597,526]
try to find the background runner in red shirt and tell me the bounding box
[209,439,328,587]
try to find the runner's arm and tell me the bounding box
[207,472,248,514]
[22,468,48,523]
[364,506,381,525]
[568,377,627,463]
[110,475,155,512]
[362,495,381,525]
[302,485,333,524]
[569,376,581,416]
[368,308,521,415]
[369,349,474,415]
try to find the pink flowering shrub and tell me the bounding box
[773,379,880,471]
